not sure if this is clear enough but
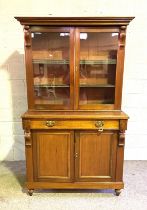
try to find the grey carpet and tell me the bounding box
[0,161,147,210]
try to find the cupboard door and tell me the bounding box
[33,130,74,182]
[31,28,74,110]
[75,28,119,110]
[75,131,117,182]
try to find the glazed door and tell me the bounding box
[31,27,74,110]
[75,28,119,110]
[33,130,74,182]
[75,131,117,182]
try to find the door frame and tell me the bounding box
[27,27,75,110]
[74,27,121,110]
[74,130,117,182]
[32,130,74,182]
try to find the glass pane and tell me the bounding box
[32,32,70,106]
[79,32,118,105]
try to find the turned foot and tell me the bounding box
[115,189,121,196]
[28,189,34,196]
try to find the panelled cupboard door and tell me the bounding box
[75,131,117,182]
[32,130,74,182]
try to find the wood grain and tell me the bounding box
[24,26,34,109]
[15,17,134,26]
[75,131,117,182]
[30,120,119,130]
[114,26,127,109]
[33,130,74,182]
[22,111,129,120]
[26,181,124,189]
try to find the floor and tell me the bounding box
[0,161,147,210]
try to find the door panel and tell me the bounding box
[33,130,74,182]
[75,131,117,182]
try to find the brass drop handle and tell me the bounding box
[45,120,55,127]
[95,121,104,132]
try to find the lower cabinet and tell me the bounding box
[31,130,117,183]
[23,115,128,196]
[23,116,128,197]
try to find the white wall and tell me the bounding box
[0,0,147,160]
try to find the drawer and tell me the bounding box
[30,120,119,130]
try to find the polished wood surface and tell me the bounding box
[15,17,134,26]
[33,131,74,182]
[15,17,133,195]
[69,28,75,109]
[24,26,34,109]
[114,26,126,109]
[26,181,124,189]
[30,119,119,130]
[75,131,117,182]
[22,110,129,119]
[24,129,34,182]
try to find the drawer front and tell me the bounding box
[30,120,119,130]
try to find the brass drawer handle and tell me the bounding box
[45,120,55,127]
[95,121,104,132]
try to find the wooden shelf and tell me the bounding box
[35,98,64,105]
[34,84,115,88]
[80,99,114,105]
[32,59,116,65]
[80,84,115,88]
[33,59,69,64]
[34,84,70,88]
[80,59,116,65]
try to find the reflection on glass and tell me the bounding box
[79,32,118,105]
[32,32,70,106]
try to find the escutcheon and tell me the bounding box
[95,121,104,132]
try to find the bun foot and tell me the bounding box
[28,189,34,196]
[115,189,121,196]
